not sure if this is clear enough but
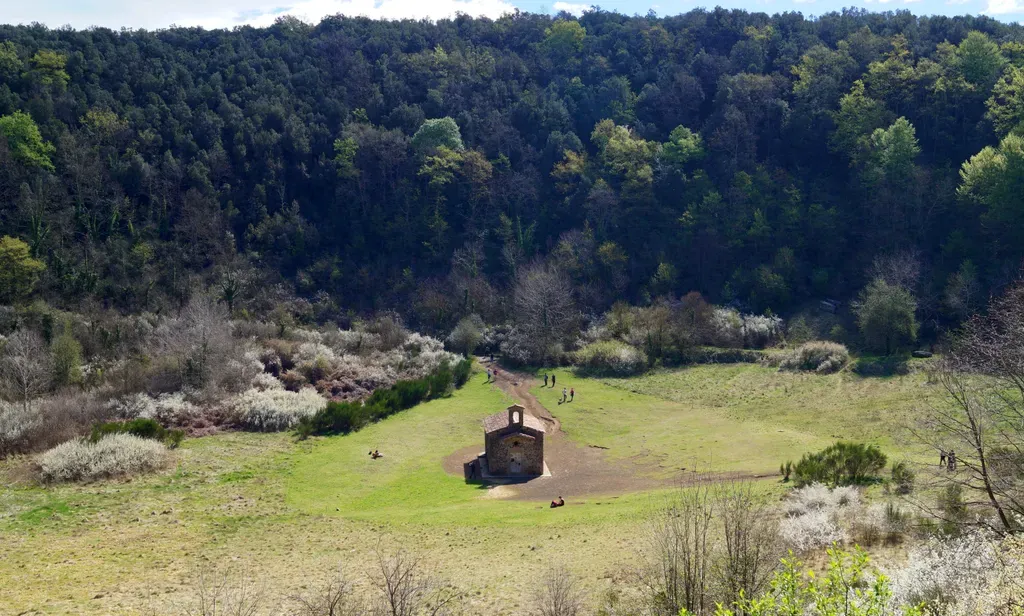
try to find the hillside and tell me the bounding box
[1,11,1023,331]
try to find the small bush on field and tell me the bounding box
[780,341,850,374]
[889,460,915,494]
[232,387,326,431]
[574,340,648,375]
[853,356,910,376]
[38,434,168,482]
[792,442,887,487]
[89,418,185,448]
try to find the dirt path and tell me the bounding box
[443,363,759,501]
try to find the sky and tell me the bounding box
[0,0,1018,32]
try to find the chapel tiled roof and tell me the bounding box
[482,404,546,434]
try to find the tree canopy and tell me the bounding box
[0,11,1020,330]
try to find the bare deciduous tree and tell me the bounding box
[0,329,51,412]
[513,261,579,361]
[714,481,783,611]
[533,565,585,616]
[915,283,1024,535]
[636,477,783,616]
[156,294,235,391]
[370,548,461,616]
[290,570,365,616]
[181,566,267,616]
[638,478,715,616]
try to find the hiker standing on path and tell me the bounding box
[544,374,548,386]
[561,387,568,403]
[551,374,556,388]
[570,387,574,402]
[486,368,492,382]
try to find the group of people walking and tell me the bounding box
[940,449,958,471]
[543,374,574,404]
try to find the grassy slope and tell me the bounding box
[535,364,937,473]
[0,364,939,614]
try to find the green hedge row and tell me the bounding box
[297,358,472,437]
[90,418,184,449]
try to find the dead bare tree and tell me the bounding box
[0,329,51,412]
[638,478,716,616]
[914,283,1024,535]
[533,565,585,616]
[513,261,580,361]
[713,481,783,612]
[290,569,365,616]
[156,294,235,391]
[180,566,267,616]
[370,548,461,616]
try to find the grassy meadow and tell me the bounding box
[0,362,941,614]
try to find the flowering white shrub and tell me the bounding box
[325,329,382,354]
[781,341,850,373]
[107,393,157,419]
[886,531,1015,616]
[231,387,326,431]
[779,509,847,552]
[709,308,744,348]
[779,483,860,552]
[290,327,325,344]
[398,333,461,378]
[574,340,648,375]
[0,401,40,456]
[38,434,168,482]
[251,372,284,391]
[152,392,200,424]
[741,313,785,348]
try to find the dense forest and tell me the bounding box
[1,9,1023,336]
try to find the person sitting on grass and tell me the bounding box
[550,496,565,508]
[371,450,383,459]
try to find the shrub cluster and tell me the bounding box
[780,341,850,374]
[790,442,888,487]
[38,433,168,482]
[779,483,859,551]
[231,387,327,432]
[90,418,184,448]
[573,340,648,376]
[297,358,471,436]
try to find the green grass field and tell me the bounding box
[0,363,942,614]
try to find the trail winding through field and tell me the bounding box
[443,363,758,501]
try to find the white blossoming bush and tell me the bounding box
[574,340,648,375]
[887,531,1016,616]
[250,372,284,391]
[779,483,859,552]
[149,392,200,425]
[709,308,744,348]
[38,434,168,482]
[398,333,461,378]
[231,387,326,431]
[0,401,41,456]
[741,313,785,348]
[324,329,382,354]
[780,341,850,373]
[107,393,157,420]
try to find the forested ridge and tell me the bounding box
[1,9,1023,333]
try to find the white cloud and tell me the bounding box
[984,0,1024,13]
[2,0,520,30]
[552,2,592,15]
